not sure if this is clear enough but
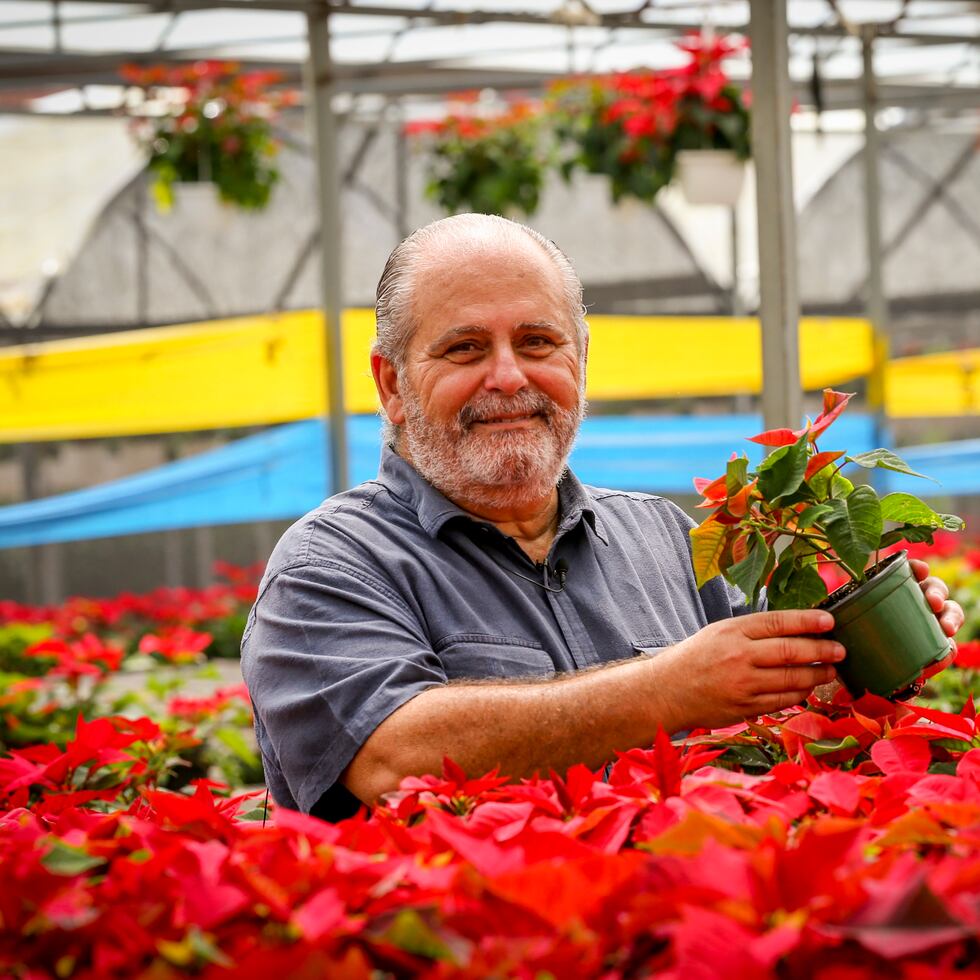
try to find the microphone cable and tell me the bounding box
[504,557,569,594]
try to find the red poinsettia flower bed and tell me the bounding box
[2,542,979,976]
[0,561,263,668]
[3,691,980,978]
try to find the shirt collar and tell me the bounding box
[377,445,607,545]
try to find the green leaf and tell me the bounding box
[767,553,796,597]
[804,735,861,757]
[790,536,822,564]
[821,486,883,576]
[879,526,937,549]
[847,449,937,483]
[797,504,834,530]
[215,727,259,766]
[41,841,106,877]
[767,563,827,610]
[757,434,809,503]
[809,465,854,500]
[385,910,457,962]
[726,456,749,496]
[879,493,964,531]
[188,928,234,968]
[725,532,770,606]
[716,743,776,773]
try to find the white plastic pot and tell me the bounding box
[675,150,747,206]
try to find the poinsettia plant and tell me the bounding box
[669,32,751,158]
[120,60,295,211]
[548,31,750,204]
[691,389,965,611]
[406,96,546,216]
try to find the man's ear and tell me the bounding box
[371,352,406,425]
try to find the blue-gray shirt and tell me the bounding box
[241,447,750,820]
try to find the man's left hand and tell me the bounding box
[910,557,964,679]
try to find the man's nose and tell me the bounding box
[484,346,528,395]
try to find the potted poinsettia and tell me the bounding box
[547,31,750,206]
[691,390,965,698]
[669,32,751,206]
[547,70,677,204]
[406,96,546,217]
[120,60,293,211]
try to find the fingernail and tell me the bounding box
[832,644,846,661]
[815,611,834,629]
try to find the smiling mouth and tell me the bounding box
[470,412,545,429]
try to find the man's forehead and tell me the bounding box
[415,234,559,285]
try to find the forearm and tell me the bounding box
[342,609,847,806]
[343,653,684,804]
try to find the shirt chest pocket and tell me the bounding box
[630,629,685,655]
[434,633,557,681]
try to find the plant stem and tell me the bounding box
[746,517,862,582]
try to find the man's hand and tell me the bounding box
[910,558,964,679]
[654,609,844,730]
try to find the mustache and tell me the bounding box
[458,390,554,428]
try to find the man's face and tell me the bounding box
[383,242,585,510]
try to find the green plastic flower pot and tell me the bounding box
[826,551,950,699]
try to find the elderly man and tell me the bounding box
[242,213,963,822]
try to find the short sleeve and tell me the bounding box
[241,559,447,814]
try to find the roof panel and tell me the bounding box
[0,0,974,114]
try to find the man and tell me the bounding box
[242,213,963,822]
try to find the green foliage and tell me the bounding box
[690,389,965,611]
[0,623,53,676]
[408,32,752,214]
[414,105,546,217]
[122,61,286,212]
[203,611,249,659]
[549,77,675,204]
[147,115,280,211]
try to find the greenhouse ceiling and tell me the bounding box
[0,1,977,117]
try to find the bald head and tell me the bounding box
[373,214,588,373]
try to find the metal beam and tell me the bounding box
[748,0,802,432]
[862,27,889,414]
[20,0,978,44]
[1,43,976,114]
[306,8,349,493]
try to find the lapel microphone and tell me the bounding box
[507,557,569,594]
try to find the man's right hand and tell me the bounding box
[653,609,845,730]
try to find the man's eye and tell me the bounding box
[445,342,481,358]
[523,336,556,352]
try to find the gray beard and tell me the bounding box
[401,386,584,510]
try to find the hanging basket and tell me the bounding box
[675,150,747,206]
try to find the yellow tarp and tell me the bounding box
[885,348,980,418]
[586,315,874,400]
[0,310,972,443]
[1,311,328,443]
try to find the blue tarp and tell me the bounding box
[0,414,974,548]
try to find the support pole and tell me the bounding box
[729,205,744,317]
[748,0,802,432]
[861,27,890,423]
[306,6,349,494]
[19,444,40,603]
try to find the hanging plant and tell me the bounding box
[548,70,677,204]
[548,31,750,205]
[669,33,752,158]
[120,61,296,212]
[406,95,546,217]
